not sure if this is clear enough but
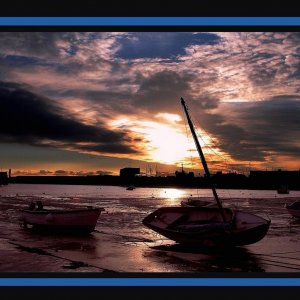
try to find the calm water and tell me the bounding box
[2,183,300,199]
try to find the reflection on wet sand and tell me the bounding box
[149,243,265,272]
[1,184,300,272]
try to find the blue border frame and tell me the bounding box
[0,17,299,26]
[0,16,299,286]
[0,278,300,286]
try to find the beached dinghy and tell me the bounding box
[143,206,270,246]
[143,98,270,247]
[285,201,300,218]
[19,201,104,234]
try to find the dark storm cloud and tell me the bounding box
[240,96,300,157]
[42,70,195,119]
[0,82,138,154]
[190,110,265,161]
[194,95,220,110]
[52,69,219,118]
[199,95,300,162]
[116,32,221,59]
[100,69,222,130]
[132,70,195,114]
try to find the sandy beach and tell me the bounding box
[1,184,300,273]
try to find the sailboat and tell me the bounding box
[142,97,270,247]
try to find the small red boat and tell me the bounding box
[19,201,104,234]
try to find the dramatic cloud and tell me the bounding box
[0,32,299,174]
[132,70,194,114]
[0,81,139,155]
[235,95,300,156]
[204,95,300,165]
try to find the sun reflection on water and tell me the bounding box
[158,188,185,204]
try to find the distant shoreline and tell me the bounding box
[5,173,300,191]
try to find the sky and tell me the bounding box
[0,32,299,176]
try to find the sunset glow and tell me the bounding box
[0,32,299,175]
[137,121,190,165]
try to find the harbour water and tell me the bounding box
[1,184,300,273]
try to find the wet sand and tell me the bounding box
[1,193,300,273]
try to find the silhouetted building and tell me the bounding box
[213,171,247,189]
[0,171,8,185]
[175,170,194,179]
[119,168,140,178]
[8,169,300,190]
[249,170,300,190]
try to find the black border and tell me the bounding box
[1,0,300,17]
[1,286,298,299]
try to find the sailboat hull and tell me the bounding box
[143,206,270,247]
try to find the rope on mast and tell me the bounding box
[180,97,227,222]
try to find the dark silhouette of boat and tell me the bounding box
[143,97,270,247]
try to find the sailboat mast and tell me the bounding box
[180,97,227,222]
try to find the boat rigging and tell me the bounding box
[143,97,271,247]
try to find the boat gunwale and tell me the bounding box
[143,206,271,232]
[143,209,271,246]
[20,207,105,214]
